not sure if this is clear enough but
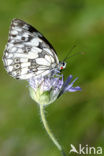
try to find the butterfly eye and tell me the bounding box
[62,62,66,68]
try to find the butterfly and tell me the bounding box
[3,19,66,80]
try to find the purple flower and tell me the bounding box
[28,75,81,106]
[58,75,81,98]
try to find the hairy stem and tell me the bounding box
[40,104,66,156]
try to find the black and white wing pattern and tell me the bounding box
[3,19,59,80]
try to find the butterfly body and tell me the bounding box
[3,19,66,80]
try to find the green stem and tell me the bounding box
[40,104,66,156]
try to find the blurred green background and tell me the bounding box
[0,0,104,156]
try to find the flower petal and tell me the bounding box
[62,75,73,90]
[67,86,81,92]
[58,75,81,98]
[58,75,73,97]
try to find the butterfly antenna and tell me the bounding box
[63,44,77,61]
[64,51,83,62]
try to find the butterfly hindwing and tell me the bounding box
[3,19,59,79]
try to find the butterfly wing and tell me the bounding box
[3,19,59,80]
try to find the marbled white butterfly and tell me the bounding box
[3,19,66,80]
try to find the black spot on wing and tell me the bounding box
[17,20,24,27]
[13,41,23,45]
[38,51,46,58]
[21,37,25,40]
[37,42,43,49]
[28,25,38,33]
[12,34,16,37]
[21,35,33,42]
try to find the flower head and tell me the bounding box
[28,75,81,106]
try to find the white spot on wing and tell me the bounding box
[20,58,28,62]
[43,48,53,56]
[11,30,18,35]
[11,47,17,53]
[13,44,24,48]
[45,55,52,63]
[41,70,50,77]
[13,22,18,26]
[22,33,29,38]
[14,35,21,40]
[23,25,29,30]
[54,53,59,63]
[25,38,42,46]
[7,53,13,58]
[21,68,28,74]
[19,73,34,79]
[6,59,13,65]
[31,47,42,53]
[17,48,23,53]
[12,71,17,76]
[21,62,31,67]
[14,27,22,32]
[7,66,13,72]
[7,43,13,49]
[14,53,38,59]
[38,67,49,70]
[36,58,50,66]
[50,55,55,63]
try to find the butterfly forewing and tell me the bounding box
[3,19,59,80]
